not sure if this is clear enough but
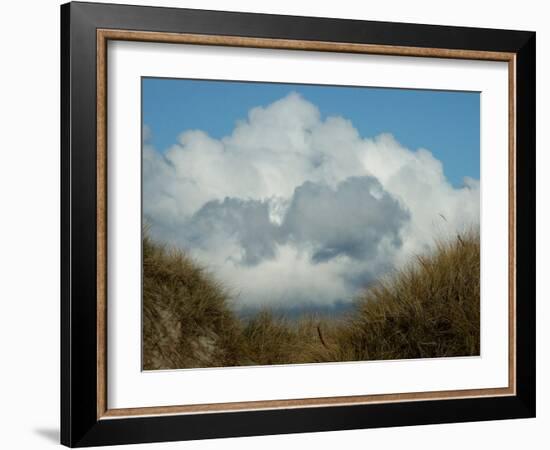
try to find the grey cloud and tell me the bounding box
[184,197,279,266]
[282,176,409,263]
[177,175,409,271]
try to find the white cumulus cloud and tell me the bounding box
[143,92,479,309]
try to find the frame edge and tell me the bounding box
[61,2,537,446]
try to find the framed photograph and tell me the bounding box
[61,1,536,447]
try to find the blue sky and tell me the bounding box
[142,77,479,187]
[142,77,481,310]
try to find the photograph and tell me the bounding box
[141,78,481,370]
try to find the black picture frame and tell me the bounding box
[61,1,536,447]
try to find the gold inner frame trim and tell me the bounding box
[96,28,517,420]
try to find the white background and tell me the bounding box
[109,42,509,408]
[0,0,547,449]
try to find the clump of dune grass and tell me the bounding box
[239,310,344,365]
[240,310,299,365]
[319,230,480,362]
[142,234,244,370]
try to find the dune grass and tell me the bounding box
[240,311,344,365]
[142,234,245,370]
[317,231,480,362]
[142,231,479,369]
